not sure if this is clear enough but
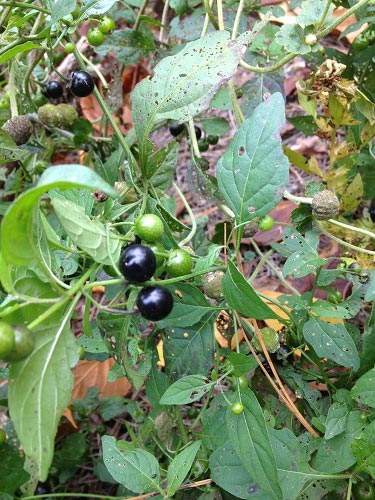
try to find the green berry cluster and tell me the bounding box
[0,322,35,362]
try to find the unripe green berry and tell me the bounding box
[311,190,340,220]
[252,327,280,353]
[38,104,61,127]
[202,271,224,299]
[2,115,32,145]
[56,103,78,128]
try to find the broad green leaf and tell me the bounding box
[167,441,201,496]
[216,92,289,225]
[228,352,258,376]
[199,117,230,136]
[275,25,312,55]
[302,317,359,370]
[132,30,251,140]
[50,0,76,24]
[352,420,375,476]
[351,367,375,408]
[0,130,29,164]
[163,314,216,380]
[324,402,350,440]
[210,441,271,499]
[8,304,78,481]
[222,261,279,319]
[51,198,122,265]
[359,304,375,376]
[241,74,284,117]
[311,411,364,473]
[145,355,169,409]
[102,435,160,493]
[0,444,29,494]
[94,29,155,65]
[269,428,334,499]
[159,375,213,405]
[310,300,352,319]
[298,0,334,26]
[81,0,117,18]
[200,395,228,451]
[226,389,282,499]
[1,165,117,267]
[161,283,215,327]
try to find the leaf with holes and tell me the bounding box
[351,367,375,408]
[159,375,213,405]
[132,30,250,141]
[102,435,160,493]
[217,93,289,224]
[303,317,359,370]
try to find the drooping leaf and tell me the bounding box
[222,261,279,319]
[159,375,213,405]
[8,304,78,481]
[52,198,122,265]
[1,165,117,267]
[217,92,289,225]
[102,435,160,493]
[302,317,359,370]
[226,389,282,499]
[132,30,251,141]
[167,441,201,496]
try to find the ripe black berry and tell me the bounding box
[194,126,202,140]
[136,285,174,321]
[169,123,184,137]
[43,81,63,99]
[119,244,156,283]
[68,70,94,97]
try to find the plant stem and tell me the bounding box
[202,0,220,30]
[283,190,312,205]
[188,119,201,157]
[173,181,197,246]
[159,0,170,42]
[228,79,244,126]
[250,238,301,295]
[316,0,332,30]
[216,0,225,30]
[318,0,370,39]
[327,218,375,242]
[79,51,108,89]
[133,0,149,30]
[175,407,189,444]
[0,1,50,13]
[318,224,375,256]
[8,60,18,117]
[248,248,274,283]
[201,0,216,36]
[22,494,123,500]
[231,0,244,39]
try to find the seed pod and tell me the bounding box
[38,104,61,127]
[252,327,280,353]
[202,271,224,300]
[2,115,32,145]
[55,103,78,128]
[311,190,340,220]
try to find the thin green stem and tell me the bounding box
[248,248,274,284]
[84,277,124,290]
[30,11,44,36]
[25,50,45,104]
[327,218,375,242]
[228,79,244,126]
[8,61,18,117]
[283,190,312,205]
[231,0,244,39]
[188,119,201,158]
[0,5,10,26]
[175,407,189,444]
[318,0,370,39]
[250,238,301,296]
[80,52,108,89]
[173,181,197,247]
[142,266,226,286]
[0,1,50,14]
[201,0,215,36]
[216,0,225,30]
[28,264,98,329]
[159,0,170,42]
[239,53,295,74]
[316,0,332,30]
[22,494,123,500]
[133,0,149,30]
[202,0,220,30]
[318,224,375,256]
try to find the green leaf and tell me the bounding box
[226,388,282,500]
[50,0,76,24]
[163,314,216,380]
[159,375,213,405]
[228,352,258,376]
[241,74,284,117]
[102,435,160,494]
[0,444,29,494]
[81,0,117,17]
[311,411,364,473]
[199,117,230,136]
[222,261,279,319]
[217,92,289,225]
[282,228,325,278]
[275,25,312,55]
[1,165,117,267]
[145,356,169,409]
[324,402,350,440]
[210,441,271,499]
[167,441,201,496]
[200,395,228,451]
[302,317,359,370]
[352,420,375,476]
[0,130,29,164]
[8,305,78,481]
[298,0,334,26]
[52,198,122,265]
[351,367,375,408]
[94,29,155,65]
[161,283,214,328]
[132,30,251,140]
[0,41,41,65]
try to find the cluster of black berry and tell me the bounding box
[43,70,94,99]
